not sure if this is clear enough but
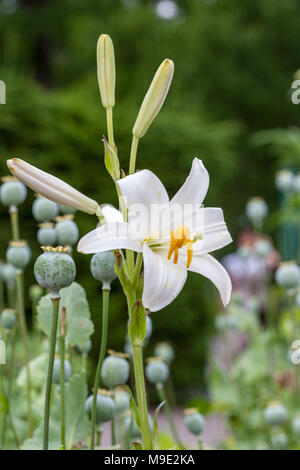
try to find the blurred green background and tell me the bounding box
[0,0,300,396]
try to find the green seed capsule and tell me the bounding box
[85,391,115,425]
[101,352,130,389]
[77,340,92,354]
[0,179,27,206]
[34,248,76,296]
[29,284,44,303]
[52,358,72,384]
[55,219,79,246]
[90,251,117,289]
[184,409,205,436]
[264,402,287,426]
[275,262,300,290]
[114,388,130,414]
[271,431,288,450]
[59,204,76,215]
[6,243,31,270]
[0,260,6,282]
[1,309,16,330]
[32,197,59,222]
[154,342,175,364]
[145,359,169,385]
[37,224,57,246]
[3,263,17,287]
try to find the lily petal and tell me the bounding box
[187,253,232,307]
[169,158,209,208]
[194,208,232,254]
[78,222,143,254]
[7,158,100,215]
[142,243,187,312]
[100,204,123,223]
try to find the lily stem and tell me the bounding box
[129,135,139,175]
[43,297,60,450]
[16,270,32,438]
[106,107,114,147]
[156,384,185,449]
[132,343,153,450]
[90,288,110,450]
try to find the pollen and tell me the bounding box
[167,225,194,268]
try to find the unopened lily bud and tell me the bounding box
[6,241,31,270]
[0,176,27,207]
[184,408,205,436]
[7,158,100,216]
[101,350,130,389]
[90,251,117,290]
[97,34,115,108]
[34,246,76,297]
[145,358,169,385]
[132,59,174,139]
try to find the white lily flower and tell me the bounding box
[7,158,100,216]
[78,158,232,311]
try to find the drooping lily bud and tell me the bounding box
[97,34,116,109]
[7,158,100,216]
[132,59,174,138]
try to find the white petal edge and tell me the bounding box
[100,204,124,223]
[142,243,187,312]
[78,222,143,254]
[187,253,232,307]
[169,158,209,207]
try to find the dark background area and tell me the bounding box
[0,0,299,396]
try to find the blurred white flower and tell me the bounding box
[275,169,294,193]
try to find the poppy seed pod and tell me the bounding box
[1,309,16,330]
[0,177,27,207]
[132,59,174,139]
[6,241,31,270]
[55,217,79,246]
[0,260,6,281]
[293,173,300,193]
[184,409,205,436]
[145,314,153,340]
[59,204,76,215]
[254,239,272,258]
[275,262,300,290]
[275,169,293,193]
[246,197,268,225]
[77,340,92,355]
[29,284,43,303]
[3,263,17,288]
[90,251,117,289]
[52,358,72,384]
[101,351,130,389]
[264,402,287,426]
[114,387,130,414]
[154,342,175,364]
[32,197,59,222]
[34,246,76,296]
[271,431,288,450]
[85,390,115,425]
[97,34,115,108]
[37,223,57,246]
[145,358,169,385]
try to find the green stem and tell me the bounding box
[156,384,185,449]
[59,335,66,450]
[9,206,19,241]
[16,270,32,438]
[106,107,114,146]
[0,280,3,311]
[90,288,110,450]
[7,285,15,309]
[132,343,153,450]
[129,135,139,175]
[96,429,102,447]
[43,297,60,450]
[132,253,143,287]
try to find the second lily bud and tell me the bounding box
[132,58,174,139]
[97,34,116,109]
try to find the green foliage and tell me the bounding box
[22,373,86,450]
[37,282,94,346]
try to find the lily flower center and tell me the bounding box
[167,225,194,268]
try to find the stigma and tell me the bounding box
[167,225,194,268]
